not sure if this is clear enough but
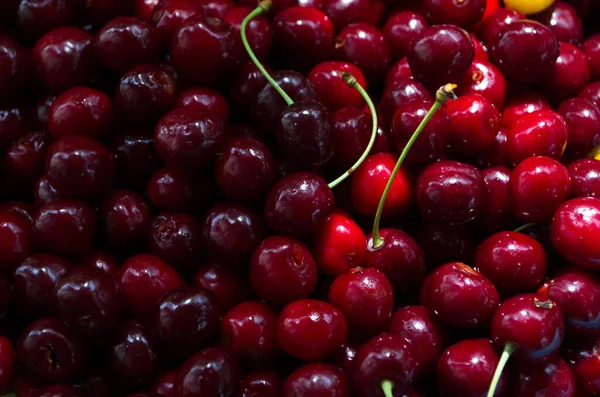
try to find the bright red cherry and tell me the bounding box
[567,158,600,198]
[502,92,552,129]
[175,346,240,397]
[477,166,519,233]
[582,34,600,81]
[457,59,507,109]
[283,363,350,397]
[308,61,367,111]
[478,8,524,48]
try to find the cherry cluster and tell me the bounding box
[0,0,600,396]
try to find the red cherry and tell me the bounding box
[223,6,272,61]
[508,355,575,397]
[0,213,34,274]
[579,81,600,110]
[562,336,600,396]
[308,61,367,111]
[329,107,372,170]
[582,33,600,81]
[100,189,151,250]
[150,0,202,48]
[458,59,507,110]
[478,8,524,48]
[567,158,600,198]
[477,166,519,233]
[240,370,282,397]
[532,1,583,45]
[540,42,590,102]
[558,97,600,160]
[176,86,231,125]
[380,77,432,126]
[175,346,240,397]
[422,0,485,28]
[283,363,350,397]
[385,58,413,86]
[193,262,251,312]
[382,11,428,60]
[502,92,552,129]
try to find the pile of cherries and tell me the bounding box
[1,0,600,396]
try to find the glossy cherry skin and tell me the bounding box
[379,78,433,126]
[391,99,450,165]
[308,61,367,111]
[265,172,334,238]
[170,15,242,84]
[147,215,202,265]
[491,293,564,362]
[558,98,600,160]
[334,22,391,84]
[457,60,507,110]
[32,200,96,257]
[175,346,239,397]
[0,337,14,394]
[552,197,600,271]
[17,317,84,382]
[508,156,572,223]
[0,201,34,223]
[0,213,33,274]
[437,338,506,397]
[150,0,202,48]
[351,153,413,218]
[321,0,379,29]
[0,35,29,102]
[151,369,177,397]
[353,333,420,397]
[118,253,184,318]
[329,107,372,170]
[562,336,600,396]
[100,189,151,250]
[407,24,474,90]
[250,236,318,306]
[583,34,600,81]
[508,355,575,397]
[112,132,161,192]
[416,160,486,225]
[5,131,52,189]
[283,363,349,397]
[491,20,559,83]
[420,262,499,329]
[176,86,230,124]
[114,64,177,127]
[80,250,120,278]
[32,27,96,92]
[146,166,195,212]
[277,299,347,361]
[240,371,283,397]
[532,1,583,45]
[568,158,600,198]
[423,0,485,27]
[541,43,590,102]
[388,305,447,376]
[220,300,278,368]
[382,11,428,60]
[502,92,552,129]
[579,81,600,110]
[55,267,122,339]
[476,166,519,232]
[94,16,158,72]
[193,262,251,312]
[222,6,271,61]
[505,110,568,167]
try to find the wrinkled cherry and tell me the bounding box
[100,189,151,250]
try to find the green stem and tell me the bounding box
[381,379,394,397]
[486,343,517,397]
[241,0,293,106]
[328,72,377,189]
[371,83,457,248]
[513,223,536,233]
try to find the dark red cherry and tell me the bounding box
[114,63,177,127]
[475,231,547,293]
[13,253,71,316]
[420,262,499,329]
[100,189,151,250]
[250,236,318,306]
[308,61,367,111]
[151,0,202,48]
[508,355,575,397]
[273,6,334,69]
[55,267,122,338]
[283,363,349,397]
[176,86,231,124]
[147,212,202,272]
[195,0,234,19]
[558,98,600,160]
[277,299,347,361]
[147,166,195,212]
[389,305,447,376]
[491,20,559,83]
[175,346,239,397]
[582,34,600,82]
[153,285,222,355]
[0,201,34,223]
[437,338,506,397]
[151,369,177,397]
[32,200,96,256]
[382,11,428,60]
[478,8,524,48]
[532,1,583,45]
[457,59,507,110]
[385,58,413,86]
[112,132,161,191]
[551,197,600,271]
[379,77,432,126]
[240,371,282,397]
[118,253,184,318]
[0,105,26,148]
[508,156,571,223]
[170,14,242,84]
[579,81,600,110]
[321,0,378,29]
[193,262,251,312]
[334,22,391,84]
[562,336,600,396]
[220,300,278,368]
[223,6,272,61]
[540,42,590,102]
[0,35,29,102]
[32,27,95,92]
[0,213,34,274]
[476,166,519,233]
[407,24,474,90]
[80,250,120,278]
[422,0,485,28]
[265,172,335,238]
[502,92,552,129]
[17,317,84,382]
[329,107,371,170]
[46,135,116,200]
[568,158,600,198]
[0,337,14,394]
[135,0,160,21]
[352,333,420,397]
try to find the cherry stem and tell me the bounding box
[328,72,378,189]
[240,0,294,106]
[371,83,457,248]
[486,342,517,397]
[513,222,536,233]
[381,379,394,397]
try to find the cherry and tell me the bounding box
[100,189,151,250]
[106,320,159,388]
[170,15,243,84]
[508,355,575,397]
[437,339,507,397]
[81,250,120,278]
[379,78,433,126]
[407,24,474,90]
[193,262,251,311]
[223,6,272,62]
[94,16,159,72]
[112,133,161,192]
[32,27,96,92]
[0,201,34,224]
[508,156,571,223]
[329,107,372,170]
[175,346,240,397]
[135,0,160,20]
[0,337,14,394]
[420,262,499,329]
[475,231,547,293]
[0,212,33,274]
[567,158,600,198]
[150,0,202,48]
[558,98,600,160]
[385,58,413,86]
[147,166,195,212]
[32,200,96,257]
[322,0,379,29]
[308,61,367,111]
[472,33,489,61]
[552,197,600,271]
[176,86,231,124]
[17,0,74,40]
[265,172,334,237]
[491,20,559,83]
[478,8,524,49]
[0,35,29,102]
[55,267,122,339]
[505,110,568,167]
[17,317,84,382]
[562,336,600,396]
[532,1,583,45]
[502,92,553,129]
[330,344,358,375]
[4,131,52,189]
[476,166,519,233]
[277,299,347,361]
[352,333,420,397]
[582,34,600,81]
[334,22,392,84]
[240,370,283,397]
[151,369,177,397]
[118,253,184,318]
[382,11,427,61]
[445,93,501,155]
[283,363,350,397]
[540,42,590,102]
[388,305,447,376]
[220,300,278,368]
[37,384,80,397]
[457,60,507,109]
[250,236,318,306]
[422,0,485,28]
